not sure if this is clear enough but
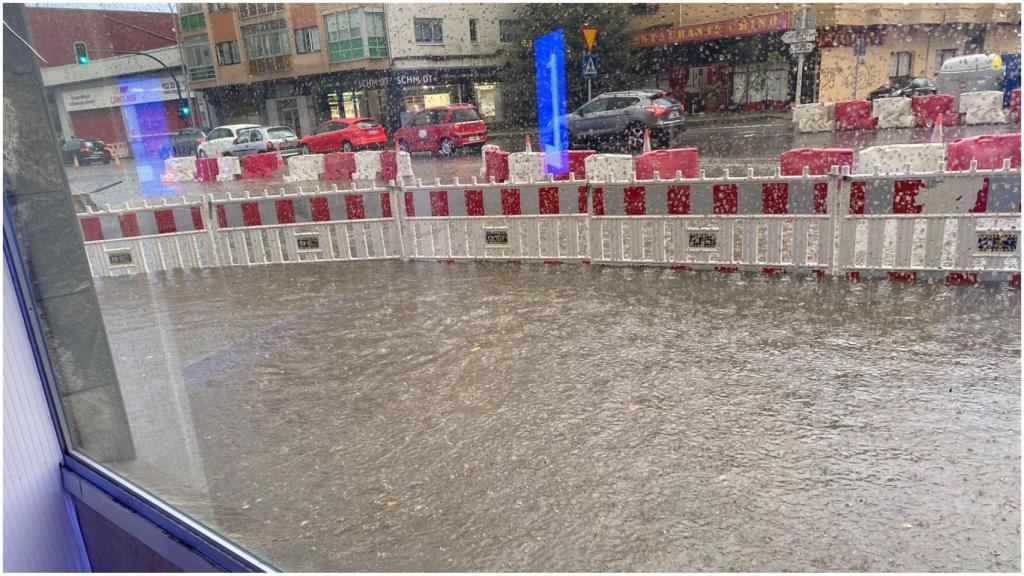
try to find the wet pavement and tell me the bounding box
[67,119,1021,210]
[94,261,1021,572]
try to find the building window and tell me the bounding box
[325,10,363,63]
[889,51,913,81]
[215,40,239,65]
[182,34,215,81]
[935,48,957,71]
[238,3,283,19]
[499,20,514,44]
[207,3,230,11]
[294,27,321,54]
[414,18,443,44]
[731,62,789,104]
[365,11,388,58]
[242,19,291,74]
[179,4,206,32]
[469,19,478,43]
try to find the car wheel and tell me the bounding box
[301,145,311,155]
[438,138,454,157]
[341,141,354,152]
[398,140,410,153]
[625,122,646,153]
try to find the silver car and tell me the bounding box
[567,89,685,151]
[225,126,301,157]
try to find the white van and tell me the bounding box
[936,54,1005,108]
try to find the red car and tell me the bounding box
[299,117,387,154]
[394,105,488,156]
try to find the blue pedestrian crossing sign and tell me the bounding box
[583,54,598,78]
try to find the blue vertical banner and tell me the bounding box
[534,29,568,177]
[118,76,174,196]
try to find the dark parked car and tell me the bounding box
[172,127,207,157]
[60,138,112,165]
[867,77,938,100]
[566,89,685,152]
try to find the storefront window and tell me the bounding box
[732,61,789,104]
[182,33,215,81]
[414,18,444,43]
[294,26,320,54]
[325,9,363,63]
[215,41,239,65]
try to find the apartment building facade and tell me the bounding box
[182,2,518,135]
[628,3,1021,111]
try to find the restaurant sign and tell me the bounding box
[817,29,886,49]
[632,12,790,48]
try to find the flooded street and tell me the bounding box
[95,262,1020,572]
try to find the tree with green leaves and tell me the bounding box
[500,3,647,129]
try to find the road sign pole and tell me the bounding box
[795,53,805,105]
[588,78,592,101]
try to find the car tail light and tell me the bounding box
[196,137,205,144]
[643,105,670,117]
[79,147,88,153]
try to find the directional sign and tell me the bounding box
[583,54,598,78]
[789,41,815,55]
[581,26,598,53]
[782,29,817,44]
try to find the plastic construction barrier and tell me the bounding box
[960,91,1008,125]
[483,147,511,183]
[401,181,588,218]
[320,152,357,181]
[834,100,875,131]
[194,157,220,182]
[212,188,393,229]
[947,133,1021,171]
[911,94,955,127]
[379,150,414,185]
[507,152,546,183]
[553,149,597,181]
[162,157,197,182]
[354,151,382,180]
[1011,88,1021,124]
[585,154,634,182]
[239,153,278,179]
[855,143,946,174]
[217,156,241,182]
[793,102,835,133]
[780,148,853,176]
[284,154,324,183]
[635,148,699,180]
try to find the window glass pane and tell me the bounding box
[8,3,1021,574]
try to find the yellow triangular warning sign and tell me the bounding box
[581,26,598,52]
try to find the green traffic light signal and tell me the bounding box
[74,42,89,64]
[179,105,192,119]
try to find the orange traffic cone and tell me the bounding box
[525,134,533,153]
[73,154,80,170]
[642,128,652,154]
[931,112,944,144]
[114,154,124,172]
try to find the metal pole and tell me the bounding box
[795,53,805,105]
[169,3,196,128]
[853,56,860,99]
[587,78,592,101]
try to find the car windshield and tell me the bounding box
[3,2,1021,574]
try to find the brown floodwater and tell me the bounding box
[94,261,1020,571]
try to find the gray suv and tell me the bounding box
[567,89,685,151]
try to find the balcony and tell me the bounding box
[189,65,216,82]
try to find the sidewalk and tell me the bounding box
[489,110,792,138]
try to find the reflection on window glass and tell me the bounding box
[7,1,1022,573]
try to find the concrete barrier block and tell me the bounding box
[856,143,946,173]
[584,154,634,183]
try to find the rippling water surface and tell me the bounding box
[95,262,1020,571]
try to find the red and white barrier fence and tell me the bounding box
[79,150,1021,285]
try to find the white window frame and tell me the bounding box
[889,51,913,80]
[215,40,239,65]
[294,26,321,54]
[241,18,291,60]
[414,18,443,44]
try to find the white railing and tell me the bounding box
[76,161,1022,284]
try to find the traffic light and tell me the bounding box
[74,42,89,64]
[178,104,192,119]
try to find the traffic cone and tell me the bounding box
[931,112,944,144]
[642,128,652,154]
[73,154,80,170]
[525,134,532,153]
[114,154,124,172]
